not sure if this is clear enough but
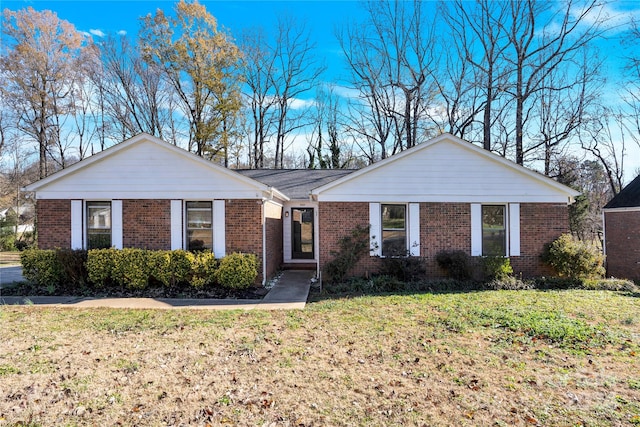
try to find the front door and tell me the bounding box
[291,208,314,259]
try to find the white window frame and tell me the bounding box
[370,202,420,257]
[84,200,119,250]
[471,203,520,257]
[185,200,213,252]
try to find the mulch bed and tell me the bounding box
[4,281,268,300]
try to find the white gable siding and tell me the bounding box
[33,140,265,200]
[316,140,571,203]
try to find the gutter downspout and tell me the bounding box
[262,198,267,286]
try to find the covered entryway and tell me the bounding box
[291,207,314,259]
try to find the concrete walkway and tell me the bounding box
[0,269,314,310]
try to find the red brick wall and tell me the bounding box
[420,203,471,276]
[36,199,71,249]
[318,202,382,278]
[264,202,283,280]
[605,210,640,282]
[122,200,171,250]
[225,199,264,283]
[511,203,569,278]
[318,201,570,280]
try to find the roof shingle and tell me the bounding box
[604,175,640,208]
[235,169,356,200]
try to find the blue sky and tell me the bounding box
[3,0,640,180]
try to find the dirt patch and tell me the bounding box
[0,290,638,426]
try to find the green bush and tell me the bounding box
[482,256,513,281]
[379,255,426,282]
[543,234,605,279]
[151,250,194,287]
[190,251,217,287]
[87,248,118,287]
[56,249,88,287]
[435,250,472,280]
[111,248,153,290]
[20,249,65,287]
[214,252,258,289]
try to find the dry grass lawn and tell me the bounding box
[0,289,639,426]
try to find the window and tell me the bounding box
[186,201,212,251]
[482,205,506,256]
[87,201,112,249]
[381,204,406,256]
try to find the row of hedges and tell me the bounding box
[20,249,258,292]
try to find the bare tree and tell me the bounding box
[339,0,438,160]
[271,16,325,168]
[578,107,626,196]
[440,0,511,150]
[240,27,277,168]
[1,7,89,178]
[500,0,607,165]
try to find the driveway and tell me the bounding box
[0,266,24,289]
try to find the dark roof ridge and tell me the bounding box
[604,174,640,209]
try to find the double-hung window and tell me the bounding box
[381,204,407,256]
[186,201,213,251]
[482,205,507,256]
[87,201,112,249]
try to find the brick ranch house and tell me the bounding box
[23,133,579,284]
[603,174,640,282]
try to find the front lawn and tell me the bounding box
[1,289,639,426]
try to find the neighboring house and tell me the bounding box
[0,206,35,234]
[23,133,579,284]
[603,175,640,282]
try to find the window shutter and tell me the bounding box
[408,203,420,256]
[470,203,482,256]
[509,203,520,256]
[111,200,123,249]
[213,200,226,257]
[70,200,83,250]
[369,203,381,256]
[170,200,183,250]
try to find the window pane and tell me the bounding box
[186,201,212,251]
[87,201,111,249]
[382,204,405,230]
[482,205,506,256]
[382,204,406,256]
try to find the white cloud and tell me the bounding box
[117,30,127,36]
[89,29,106,38]
[288,98,316,110]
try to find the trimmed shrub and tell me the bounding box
[482,256,513,281]
[111,248,153,290]
[214,252,258,289]
[20,249,65,287]
[56,249,88,287]
[191,251,217,287]
[87,249,118,287]
[435,250,472,280]
[152,250,194,287]
[543,234,605,279]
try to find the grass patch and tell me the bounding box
[0,289,638,426]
